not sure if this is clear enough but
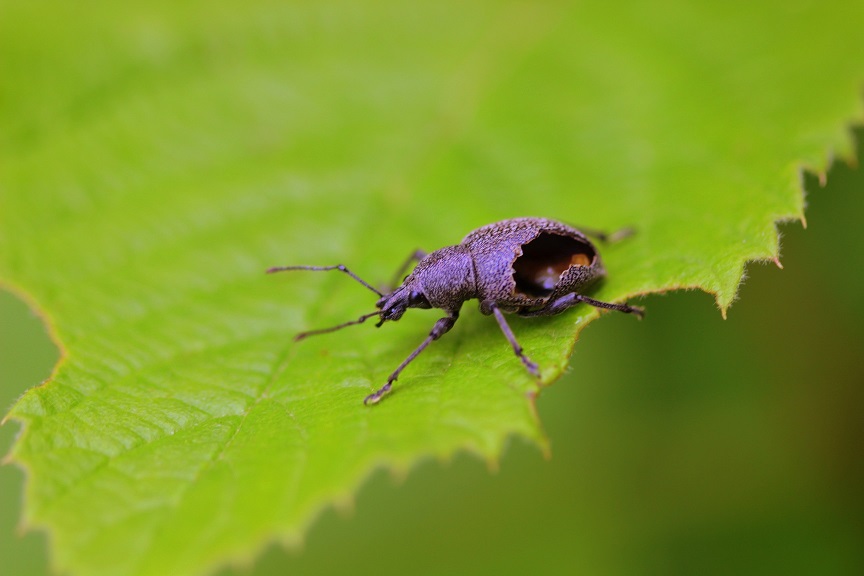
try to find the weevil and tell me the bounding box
[268,217,643,405]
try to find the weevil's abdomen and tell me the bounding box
[462,217,605,307]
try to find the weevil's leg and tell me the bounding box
[576,294,644,317]
[267,265,383,297]
[385,249,427,291]
[364,313,458,405]
[489,303,540,377]
[571,225,635,243]
[518,293,644,318]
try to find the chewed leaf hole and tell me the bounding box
[513,232,595,297]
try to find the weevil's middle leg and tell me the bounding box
[488,303,540,377]
[364,312,458,405]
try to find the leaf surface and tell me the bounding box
[1,1,862,575]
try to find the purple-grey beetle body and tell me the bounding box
[269,217,642,405]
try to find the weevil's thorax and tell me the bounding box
[405,245,477,313]
[462,217,606,311]
[375,245,476,320]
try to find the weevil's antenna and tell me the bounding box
[294,310,382,341]
[267,264,384,297]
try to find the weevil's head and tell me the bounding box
[375,280,432,325]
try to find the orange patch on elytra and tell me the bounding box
[519,252,588,291]
[512,231,597,296]
[570,253,591,267]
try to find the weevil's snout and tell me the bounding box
[375,290,409,325]
[375,285,431,326]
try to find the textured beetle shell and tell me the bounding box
[461,217,606,311]
[410,245,475,311]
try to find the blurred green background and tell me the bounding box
[3,137,862,575]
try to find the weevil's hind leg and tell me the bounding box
[385,249,427,291]
[364,312,458,405]
[576,294,644,317]
[518,293,644,318]
[570,225,635,243]
[489,303,540,377]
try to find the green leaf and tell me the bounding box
[1,1,862,575]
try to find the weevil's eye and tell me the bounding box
[408,290,431,308]
[513,232,596,297]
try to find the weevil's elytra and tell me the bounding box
[462,219,602,306]
[268,217,643,405]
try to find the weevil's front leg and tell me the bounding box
[518,292,644,318]
[364,312,458,405]
[487,303,540,377]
